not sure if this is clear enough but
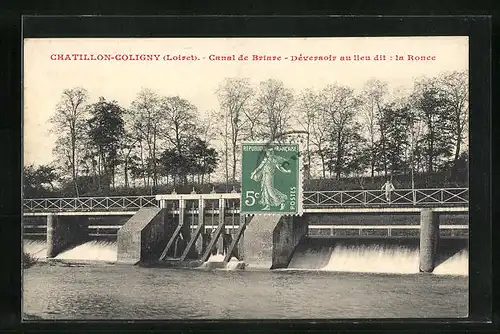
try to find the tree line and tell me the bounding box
[24,72,468,197]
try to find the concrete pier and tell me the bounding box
[419,209,440,272]
[243,214,308,269]
[117,208,175,264]
[272,215,309,269]
[46,213,89,258]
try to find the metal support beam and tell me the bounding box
[180,198,205,261]
[200,199,225,262]
[223,215,246,263]
[159,199,185,261]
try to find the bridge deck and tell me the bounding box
[22,206,468,216]
[23,188,469,216]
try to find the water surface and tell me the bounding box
[23,263,467,319]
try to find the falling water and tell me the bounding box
[289,242,468,276]
[23,239,48,260]
[202,250,244,270]
[54,240,117,262]
[433,250,469,276]
[321,245,420,274]
[206,252,226,262]
[24,237,467,275]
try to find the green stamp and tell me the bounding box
[241,142,302,215]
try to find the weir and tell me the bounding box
[288,236,468,275]
[22,191,468,273]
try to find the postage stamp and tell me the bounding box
[240,142,303,215]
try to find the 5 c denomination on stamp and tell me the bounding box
[241,142,302,215]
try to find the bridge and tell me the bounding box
[23,188,468,273]
[23,188,469,215]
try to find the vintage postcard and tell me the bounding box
[23,36,469,320]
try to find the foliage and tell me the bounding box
[23,164,58,197]
[413,84,455,172]
[216,77,254,182]
[23,252,38,269]
[254,78,294,141]
[27,71,468,197]
[50,87,89,196]
[159,137,218,185]
[86,97,126,190]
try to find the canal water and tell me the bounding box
[22,238,468,319]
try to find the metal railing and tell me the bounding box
[22,188,468,213]
[302,188,468,208]
[23,195,157,213]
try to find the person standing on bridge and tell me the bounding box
[381,180,395,203]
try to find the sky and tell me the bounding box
[23,36,468,169]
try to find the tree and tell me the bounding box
[198,110,219,144]
[216,78,254,183]
[406,105,424,190]
[296,89,320,179]
[50,87,89,196]
[438,71,468,163]
[327,125,367,178]
[23,164,58,197]
[309,102,330,179]
[78,130,100,189]
[129,88,162,193]
[187,137,219,184]
[159,96,198,185]
[120,131,140,188]
[413,79,455,172]
[361,79,388,180]
[381,104,413,174]
[160,148,190,186]
[160,137,218,186]
[449,150,468,184]
[127,154,144,187]
[254,79,294,141]
[87,97,125,190]
[318,83,362,179]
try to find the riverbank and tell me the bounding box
[22,252,38,269]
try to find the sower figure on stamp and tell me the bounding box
[250,148,291,211]
[381,180,395,203]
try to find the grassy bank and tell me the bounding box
[23,252,38,269]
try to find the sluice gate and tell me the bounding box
[155,193,244,265]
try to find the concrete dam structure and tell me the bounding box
[22,190,468,274]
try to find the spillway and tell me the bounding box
[288,237,468,276]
